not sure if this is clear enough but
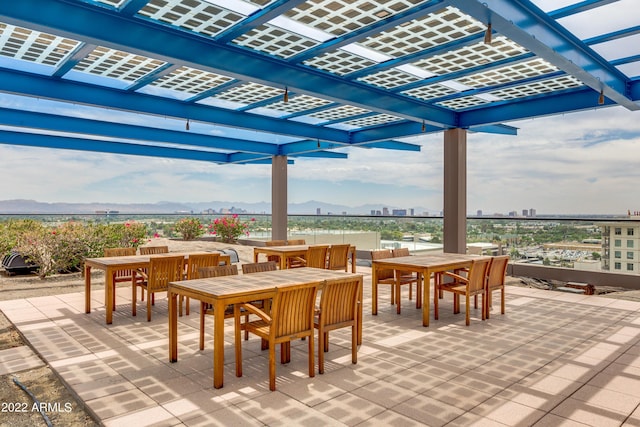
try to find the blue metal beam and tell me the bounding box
[0,106,280,155]
[451,0,637,110]
[0,68,351,144]
[0,130,233,163]
[548,0,619,19]
[459,87,620,127]
[0,0,457,126]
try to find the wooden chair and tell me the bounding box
[485,255,509,319]
[327,244,350,272]
[288,245,329,269]
[133,255,184,322]
[197,264,239,350]
[242,261,277,274]
[103,247,136,310]
[435,257,492,326]
[315,277,360,374]
[264,240,286,264]
[180,253,220,316]
[392,247,421,310]
[234,282,319,391]
[370,249,395,313]
[286,239,306,245]
[139,246,169,255]
[241,261,277,342]
[285,239,307,268]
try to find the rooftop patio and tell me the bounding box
[2,264,640,426]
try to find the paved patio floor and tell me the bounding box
[1,266,640,426]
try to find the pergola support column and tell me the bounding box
[443,128,467,254]
[271,155,288,241]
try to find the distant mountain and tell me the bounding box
[0,199,431,215]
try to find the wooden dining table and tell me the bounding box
[84,251,230,324]
[253,244,357,272]
[168,267,363,389]
[371,253,491,327]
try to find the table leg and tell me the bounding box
[253,250,259,263]
[84,265,91,314]
[169,290,178,362]
[422,268,430,327]
[213,299,225,389]
[105,267,114,325]
[351,250,356,273]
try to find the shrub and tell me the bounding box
[210,215,254,243]
[174,217,203,240]
[0,219,44,257]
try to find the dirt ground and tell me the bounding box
[0,239,255,426]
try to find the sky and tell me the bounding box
[1,0,639,216]
[1,101,639,216]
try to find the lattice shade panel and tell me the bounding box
[74,47,166,82]
[213,82,282,105]
[358,68,422,89]
[360,6,485,57]
[233,25,321,58]
[309,105,371,122]
[259,95,334,114]
[436,96,489,110]
[285,0,428,37]
[401,84,458,101]
[0,23,80,67]
[457,58,559,88]
[412,37,529,76]
[489,75,584,100]
[304,50,378,75]
[150,66,234,94]
[341,113,404,128]
[139,0,249,38]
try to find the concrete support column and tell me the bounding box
[443,128,467,254]
[271,155,288,241]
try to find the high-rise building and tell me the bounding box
[477,210,482,217]
[601,221,640,274]
[529,208,536,217]
[522,209,529,217]
[316,207,321,215]
[382,207,389,216]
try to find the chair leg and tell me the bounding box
[434,281,439,320]
[269,342,276,391]
[396,281,402,315]
[308,333,315,379]
[199,302,206,351]
[351,324,357,365]
[147,293,152,322]
[501,288,505,315]
[179,295,183,317]
[132,283,137,317]
[318,325,325,374]
[185,297,190,316]
[234,307,243,378]
[465,292,470,326]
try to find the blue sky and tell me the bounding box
[1,96,639,215]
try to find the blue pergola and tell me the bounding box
[1,0,639,247]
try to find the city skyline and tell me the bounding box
[1,93,639,216]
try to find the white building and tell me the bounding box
[601,221,640,274]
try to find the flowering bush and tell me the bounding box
[174,217,203,240]
[210,215,254,243]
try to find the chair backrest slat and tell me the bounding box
[271,283,319,339]
[147,255,184,292]
[319,278,360,325]
[265,240,286,247]
[186,253,220,280]
[104,247,135,257]
[242,261,277,274]
[198,264,239,278]
[305,245,329,269]
[140,246,169,255]
[287,239,306,245]
[487,255,509,289]
[327,244,350,271]
[370,249,394,280]
[468,258,492,293]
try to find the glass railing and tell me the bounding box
[2,212,638,279]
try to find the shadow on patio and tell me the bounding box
[1,266,639,426]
